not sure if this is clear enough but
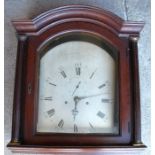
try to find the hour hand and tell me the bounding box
[72,81,81,96]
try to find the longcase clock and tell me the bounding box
[7,5,146,154]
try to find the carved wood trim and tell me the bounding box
[12,5,144,36]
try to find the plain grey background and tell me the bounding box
[4,0,151,155]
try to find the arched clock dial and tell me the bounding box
[37,41,118,134]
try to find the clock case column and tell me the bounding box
[129,36,144,146]
[7,35,28,146]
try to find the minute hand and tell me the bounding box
[76,93,107,101]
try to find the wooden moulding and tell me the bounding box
[7,5,146,153]
[9,146,146,154]
[12,5,144,36]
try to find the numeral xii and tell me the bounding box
[75,64,81,75]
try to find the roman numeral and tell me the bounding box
[58,119,64,128]
[75,63,81,75]
[46,78,56,86]
[101,98,112,103]
[98,83,106,89]
[74,124,78,132]
[41,97,52,101]
[47,108,55,117]
[97,111,105,119]
[89,122,94,129]
[59,68,67,78]
[49,83,56,86]
[89,69,97,79]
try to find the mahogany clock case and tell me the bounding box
[7,5,146,153]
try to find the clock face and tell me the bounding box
[37,41,118,134]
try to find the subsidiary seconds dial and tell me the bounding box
[37,41,117,134]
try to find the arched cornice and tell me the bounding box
[12,5,144,36]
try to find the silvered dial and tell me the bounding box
[37,41,118,134]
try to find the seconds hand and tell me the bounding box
[72,97,79,120]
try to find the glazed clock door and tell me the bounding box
[37,38,119,134]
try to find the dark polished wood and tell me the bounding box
[7,5,146,153]
[129,37,143,146]
[9,35,28,145]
